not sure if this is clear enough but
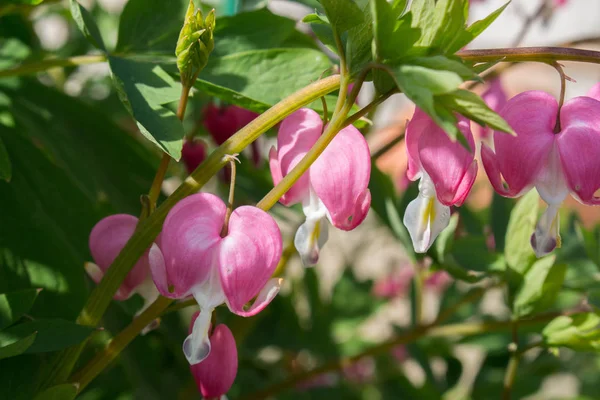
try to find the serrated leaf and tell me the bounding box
[0,332,36,360]
[438,89,514,134]
[33,383,78,400]
[0,319,94,353]
[504,190,539,275]
[109,57,184,160]
[69,0,106,52]
[0,137,10,181]
[0,288,39,330]
[543,312,600,351]
[319,0,364,33]
[513,255,566,318]
[448,1,510,53]
[371,0,419,62]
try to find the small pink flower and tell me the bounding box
[391,345,408,363]
[181,139,207,173]
[482,89,600,257]
[149,193,282,364]
[372,266,414,299]
[189,313,238,399]
[269,108,371,265]
[87,214,160,304]
[403,108,477,253]
[203,104,240,145]
[425,271,452,293]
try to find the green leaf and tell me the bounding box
[490,193,514,252]
[116,0,189,54]
[513,255,566,318]
[449,236,504,273]
[371,0,419,62]
[33,384,78,400]
[504,190,539,276]
[411,0,464,52]
[438,89,514,134]
[543,312,600,351]
[0,332,36,360]
[109,56,184,160]
[69,0,106,52]
[435,213,459,263]
[395,63,463,96]
[213,9,298,57]
[580,224,600,268]
[319,0,364,33]
[0,137,10,181]
[0,319,94,353]
[346,3,372,76]
[0,38,30,70]
[194,48,333,113]
[0,288,39,330]
[447,1,510,53]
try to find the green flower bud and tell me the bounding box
[176,0,215,88]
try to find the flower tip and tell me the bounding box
[84,262,104,283]
[530,232,557,258]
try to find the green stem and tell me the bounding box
[0,54,106,78]
[43,74,341,387]
[502,353,520,400]
[457,47,600,64]
[70,296,173,392]
[240,311,562,400]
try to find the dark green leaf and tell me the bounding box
[116,0,188,54]
[194,48,333,113]
[449,236,504,273]
[0,332,36,360]
[490,193,514,252]
[319,0,364,33]
[504,190,539,276]
[69,0,106,52]
[513,256,566,317]
[0,319,94,353]
[213,9,298,57]
[346,4,372,76]
[33,384,78,400]
[371,0,419,62]
[438,89,514,134]
[109,56,184,159]
[411,0,464,52]
[0,137,10,181]
[0,288,39,329]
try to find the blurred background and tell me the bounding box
[1,0,600,399]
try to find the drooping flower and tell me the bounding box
[87,214,160,305]
[481,89,600,257]
[181,138,207,173]
[473,78,507,141]
[269,108,371,265]
[149,193,282,364]
[189,313,238,399]
[403,108,477,253]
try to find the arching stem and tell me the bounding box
[221,154,240,237]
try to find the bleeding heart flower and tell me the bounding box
[181,139,207,173]
[403,108,477,253]
[149,193,282,364]
[87,214,160,306]
[473,78,507,141]
[269,108,371,266]
[482,90,600,257]
[189,313,238,399]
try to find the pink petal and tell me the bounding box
[232,106,259,128]
[270,108,322,206]
[483,91,557,197]
[310,124,371,230]
[155,193,225,299]
[218,206,282,316]
[89,214,150,300]
[191,322,238,398]
[405,108,430,181]
[418,117,477,206]
[587,83,600,102]
[203,104,240,145]
[557,96,600,205]
[181,139,207,174]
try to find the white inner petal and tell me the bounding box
[531,203,561,258]
[182,307,213,365]
[403,174,451,253]
[535,143,569,206]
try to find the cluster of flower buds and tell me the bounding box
[269,108,372,266]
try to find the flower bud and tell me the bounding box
[181,138,207,173]
[190,314,238,398]
[176,0,215,87]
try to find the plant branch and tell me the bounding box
[70,296,173,392]
[43,74,341,387]
[241,307,564,400]
[0,54,106,78]
[458,47,600,65]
